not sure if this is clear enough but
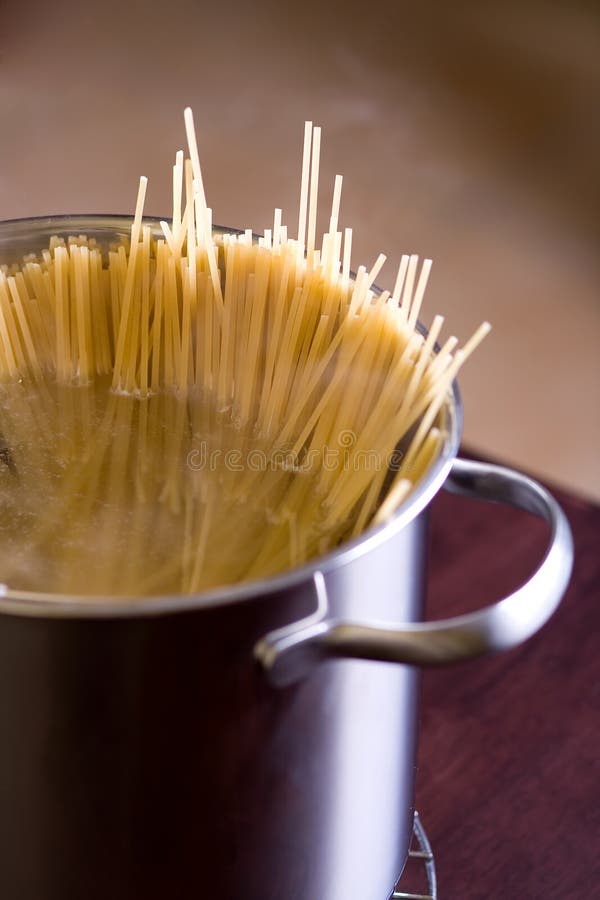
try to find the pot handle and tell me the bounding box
[255,457,574,686]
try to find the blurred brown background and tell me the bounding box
[1,0,599,497]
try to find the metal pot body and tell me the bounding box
[0,512,428,900]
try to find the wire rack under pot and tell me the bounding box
[392,811,437,900]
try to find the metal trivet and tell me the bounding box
[392,811,437,900]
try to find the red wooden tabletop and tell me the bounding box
[409,454,599,899]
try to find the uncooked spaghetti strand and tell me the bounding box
[160,220,177,258]
[23,263,54,365]
[400,254,418,320]
[428,335,458,380]
[150,240,166,391]
[297,121,313,256]
[162,255,177,389]
[179,210,195,392]
[306,126,321,267]
[138,226,152,395]
[112,175,148,389]
[407,259,432,330]
[230,237,254,397]
[184,108,208,216]
[459,321,492,360]
[183,108,224,312]
[108,250,121,354]
[342,227,352,288]
[54,245,71,382]
[273,208,283,250]
[392,255,410,308]
[328,174,343,238]
[89,249,112,375]
[0,292,17,378]
[366,253,387,294]
[73,246,91,381]
[173,149,184,242]
[216,240,237,410]
[201,275,215,394]
[123,250,143,393]
[7,274,43,382]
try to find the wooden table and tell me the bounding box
[408,456,598,898]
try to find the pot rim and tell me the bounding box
[0,214,463,617]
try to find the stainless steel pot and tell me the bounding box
[0,217,574,900]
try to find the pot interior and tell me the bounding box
[0,216,461,612]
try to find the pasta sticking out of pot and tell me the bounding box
[0,111,489,596]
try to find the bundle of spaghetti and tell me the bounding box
[0,110,490,596]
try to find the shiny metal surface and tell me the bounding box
[257,458,574,682]
[393,811,437,900]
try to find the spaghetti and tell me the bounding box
[0,111,489,596]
